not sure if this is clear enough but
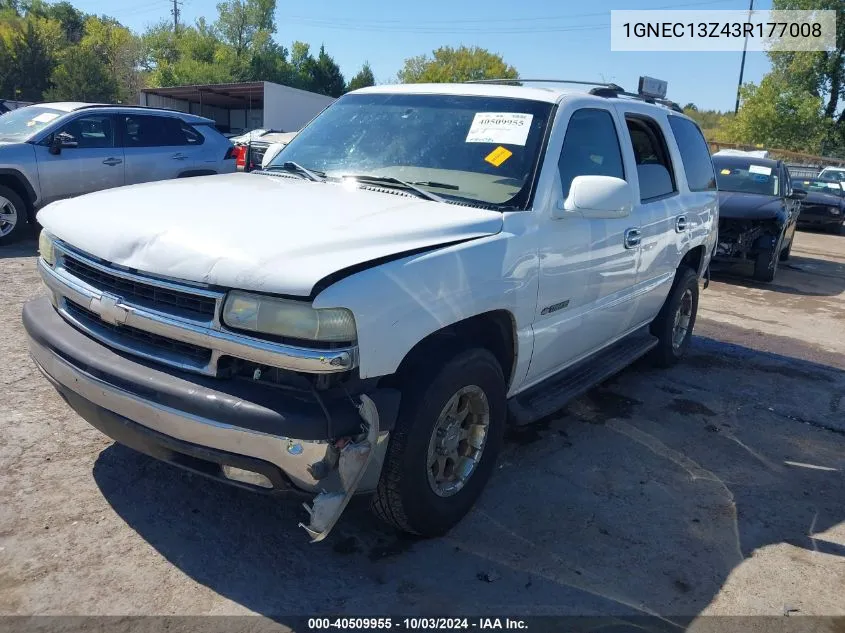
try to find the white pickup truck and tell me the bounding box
[25,79,718,541]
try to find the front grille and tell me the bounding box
[63,255,216,320]
[248,143,269,168]
[65,299,213,367]
[801,203,839,216]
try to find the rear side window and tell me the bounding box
[558,108,625,199]
[667,116,716,192]
[121,115,204,147]
[625,115,676,202]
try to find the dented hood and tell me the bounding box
[37,173,503,296]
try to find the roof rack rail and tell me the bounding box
[464,77,685,113]
[465,78,625,91]
[587,86,684,113]
[74,104,184,113]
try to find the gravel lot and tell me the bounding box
[1,229,844,627]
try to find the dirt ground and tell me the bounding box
[1,228,844,628]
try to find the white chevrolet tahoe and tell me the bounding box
[25,79,718,541]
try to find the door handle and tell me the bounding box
[102,157,122,166]
[171,153,188,160]
[624,228,641,249]
[675,215,688,232]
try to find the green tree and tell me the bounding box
[80,16,141,102]
[398,45,518,83]
[6,18,55,100]
[730,74,829,152]
[346,61,374,92]
[309,45,344,97]
[46,45,117,101]
[25,0,84,43]
[741,0,845,154]
[214,0,275,58]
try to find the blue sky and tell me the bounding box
[63,0,773,111]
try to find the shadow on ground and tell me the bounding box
[0,236,37,260]
[92,329,845,625]
[711,253,845,297]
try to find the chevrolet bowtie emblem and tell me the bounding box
[95,293,128,326]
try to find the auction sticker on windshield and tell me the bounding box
[31,112,59,124]
[466,113,533,146]
[749,165,773,176]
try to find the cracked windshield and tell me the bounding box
[267,93,553,208]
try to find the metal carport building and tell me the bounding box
[139,81,335,134]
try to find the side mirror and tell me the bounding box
[553,175,634,220]
[48,133,78,155]
[789,188,807,200]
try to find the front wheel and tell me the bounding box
[753,249,778,282]
[371,348,506,537]
[649,267,699,368]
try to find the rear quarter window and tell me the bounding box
[668,116,717,192]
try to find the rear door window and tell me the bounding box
[557,108,625,199]
[625,115,677,202]
[667,116,716,192]
[121,115,201,147]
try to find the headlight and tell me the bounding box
[222,291,356,342]
[38,230,56,266]
[831,206,841,215]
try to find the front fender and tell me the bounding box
[312,228,539,383]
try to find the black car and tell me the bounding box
[795,178,844,233]
[711,154,806,282]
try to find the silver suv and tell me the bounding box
[0,102,236,244]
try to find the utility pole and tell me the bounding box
[171,0,182,33]
[734,0,754,114]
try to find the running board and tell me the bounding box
[508,328,658,426]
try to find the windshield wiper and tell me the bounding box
[409,180,460,191]
[264,161,325,182]
[342,175,446,203]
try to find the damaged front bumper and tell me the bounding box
[713,217,783,261]
[23,297,399,541]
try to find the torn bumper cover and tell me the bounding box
[23,297,399,537]
[713,217,783,260]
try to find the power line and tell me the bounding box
[280,0,737,30]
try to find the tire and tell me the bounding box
[0,185,28,246]
[649,266,699,368]
[779,241,792,261]
[753,249,778,282]
[371,348,507,537]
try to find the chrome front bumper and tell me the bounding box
[29,333,340,492]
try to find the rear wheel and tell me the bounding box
[649,267,699,368]
[0,186,27,246]
[371,348,506,537]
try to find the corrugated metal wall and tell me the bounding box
[141,93,236,127]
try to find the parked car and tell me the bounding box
[0,102,236,244]
[796,177,845,233]
[711,153,805,282]
[25,79,717,541]
[239,130,298,171]
[229,128,274,145]
[819,166,845,183]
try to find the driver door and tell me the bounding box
[34,113,124,205]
